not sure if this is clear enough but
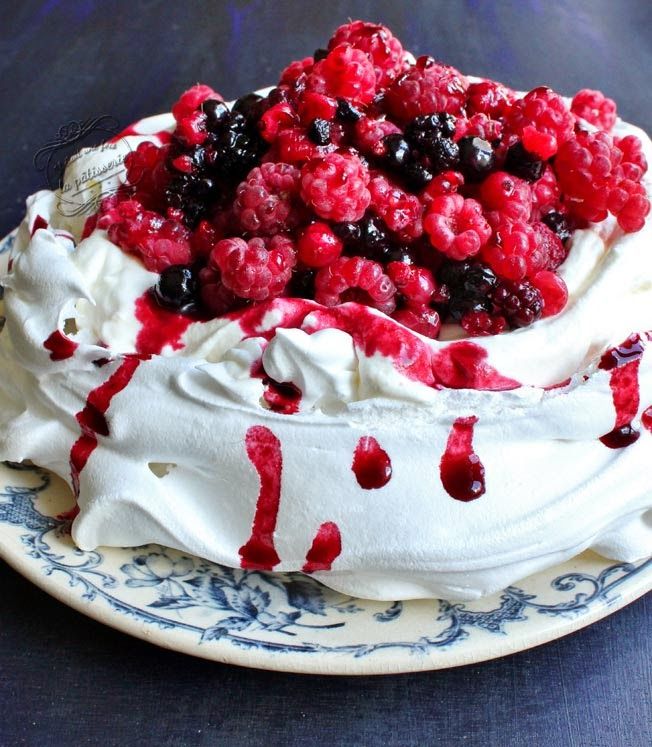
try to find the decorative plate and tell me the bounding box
[1,232,650,675]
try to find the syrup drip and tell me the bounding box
[31,215,49,236]
[238,426,283,570]
[440,416,486,502]
[262,379,302,415]
[134,292,194,355]
[43,330,78,361]
[431,341,520,391]
[642,406,652,432]
[70,355,147,496]
[352,436,392,489]
[598,334,644,449]
[302,522,342,572]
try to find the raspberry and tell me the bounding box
[384,56,468,123]
[198,266,240,316]
[191,219,220,258]
[103,198,192,273]
[298,92,338,124]
[279,57,314,86]
[171,84,221,122]
[480,219,537,281]
[492,279,543,327]
[328,21,407,89]
[616,135,648,180]
[607,179,651,233]
[465,79,515,118]
[354,117,401,157]
[571,89,617,131]
[233,162,303,236]
[530,165,561,218]
[297,222,343,267]
[308,43,377,105]
[368,174,424,241]
[505,87,575,158]
[386,261,435,308]
[553,130,621,224]
[531,221,567,271]
[478,171,532,222]
[423,194,491,260]
[210,235,297,302]
[456,114,503,145]
[300,152,370,223]
[530,270,568,317]
[392,306,441,339]
[273,127,320,164]
[124,141,170,211]
[460,310,506,336]
[259,103,298,143]
[421,171,464,203]
[314,256,396,314]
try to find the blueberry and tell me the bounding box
[505,141,545,182]
[401,162,433,191]
[458,137,495,181]
[201,99,229,129]
[335,98,362,123]
[153,265,198,312]
[383,134,412,169]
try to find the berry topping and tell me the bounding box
[300,152,371,223]
[424,194,491,260]
[87,21,648,335]
[571,88,617,131]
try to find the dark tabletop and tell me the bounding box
[1,2,651,745]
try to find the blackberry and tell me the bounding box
[404,114,456,150]
[427,137,460,174]
[438,261,497,320]
[165,173,218,226]
[152,264,198,313]
[336,98,363,122]
[492,279,543,327]
[401,162,433,191]
[308,118,331,145]
[504,141,545,182]
[542,210,572,244]
[207,114,266,182]
[458,137,495,181]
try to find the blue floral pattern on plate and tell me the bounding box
[1,463,650,670]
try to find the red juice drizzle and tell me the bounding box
[302,522,342,572]
[43,330,78,361]
[239,426,283,570]
[31,215,48,236]
[431,341,520,391]
[134,292,194,355]
[262,379,302,415]
[70,355,147,496]
[598,334,644,449]
[642,406,652,432]
[440,416,486,502]
[352,436,392,489]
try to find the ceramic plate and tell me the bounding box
[1,232,650,675]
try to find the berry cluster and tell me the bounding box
[90,21,650,338]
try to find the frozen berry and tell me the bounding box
[460,310,506,336]
[300,152,371,223]
[152,265,198,312]
[308,118,332,145]
[392,306,441,338]
[480,219,537,281]
[386,261,435,307]
[368,174,424,241]
[505,87,574,159]
[504,141,545,182]
[532,221,567,271]
[424,194,491,260]
[479,171,532,222]
[354,117,402,157]
[308,43,377,105]
[458,137,495,181]
[465,79,515,118]
[542,210,572,245]
[438,261,497,319]
[530,270,568,317]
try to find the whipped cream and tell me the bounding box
[0,113,651,601]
